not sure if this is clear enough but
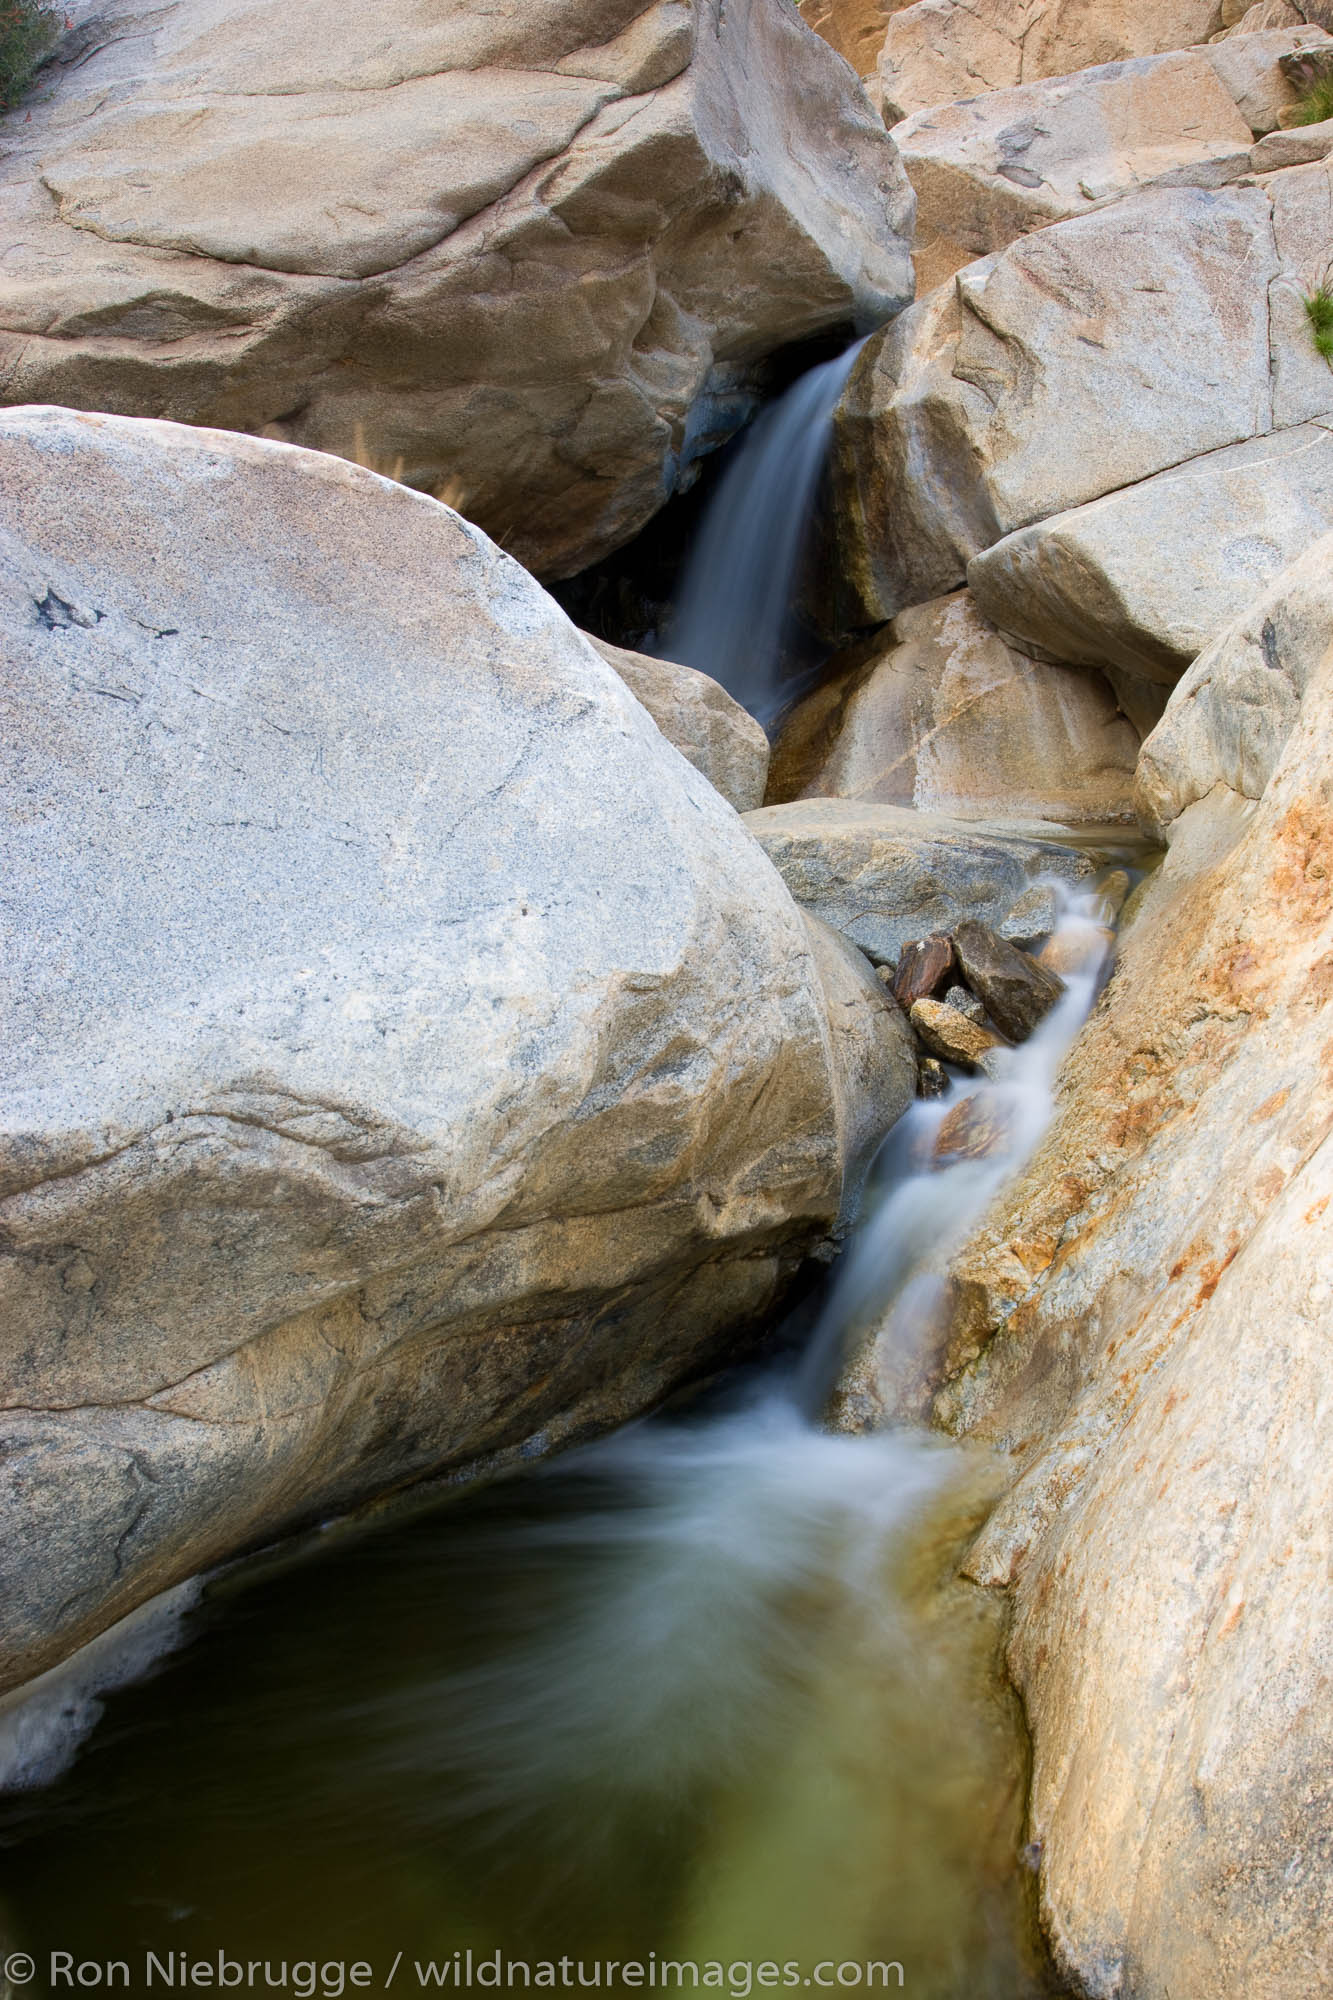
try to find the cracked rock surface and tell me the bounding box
[0,406,916,1695]
[928,695,1333,1997]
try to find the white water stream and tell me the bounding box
[660,343,864,728]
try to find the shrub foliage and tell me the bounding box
[0,0,59,110]
[1306,286,1333,365]
[1292,73,1333,127]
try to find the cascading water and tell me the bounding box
[0,344,1121,1989]
[658,343,864,729]
[0,879,1118,1997]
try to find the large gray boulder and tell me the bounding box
[967,421,1333,686]
[0,0,914,583]
[828,186,1281,626]
[743,799,1095,965]
[1135,529,1333,836]
[0,407,916,1696]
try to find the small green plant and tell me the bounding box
[1306,286,1333,365]
[0,0,59,111]
[1291,73,1333,127]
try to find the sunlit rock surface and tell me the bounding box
[0,407,917,1696]
[967,422,1333,687]
[829,186,1279,623]
[934,630,1333,1995]
[1135,528,1333,836]
[874,0,1226,123]
[0,0,914,582]
[830,174,1333,633]
[895,49,1255,294]
[766,591,1139,825]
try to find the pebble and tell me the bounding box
[933,1091,1018,1165]
[1038,925,1115,978]
[943,983,986,1024]
[910,996,1008,1071]
[917,1057,949,1098]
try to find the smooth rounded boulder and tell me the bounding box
[0,408,915,1697]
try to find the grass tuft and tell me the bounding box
[1306,286,1333,365]
[0,0,59,110]
[1291,73,1333,127]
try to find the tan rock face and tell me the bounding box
[766,591,1139,824]
[909,996,1007,1069]
[876,0,1225,124]
[796,0,916,76]
[930,648,1333,1995]
[0,0,914,583]
[1134,528,1333,837]
[896,51,1255,292]
[1203,22,1333,130]
[968,422,1333,685]
[0,407,917,1696]
[587,635,770,812]
[829,179,1326,627]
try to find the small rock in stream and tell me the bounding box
[1038,924,1116,978]
[932,1092,1017,1165]
[917,1056,949,1098]
[892,933,955,1008]
[951,919,1065,1042]
[998,884,1059,948]
[1094,869,1131,922]
[910,996,1009,1071]
[943,983,987,1024]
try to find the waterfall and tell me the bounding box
[659,342,864,730]
[791,876,1111,1415]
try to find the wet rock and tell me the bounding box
[766,591,1140,827]
[910,997,1009,1071]
[952,920,1066,1041]
[1036,924,1115,978]
[1134,527,1333,839]
[0,0,915,583]
[998,885,1059,949]
[968,423,1333,685]
[917,1056,949,1098]
[932,1091,1016,1164]
[0,407,918,1696]
[1095,869,1132,921]
[743,800,1095,967]
[891,934,956,1007]
[896,52,1254,294]
[587,636,769,813]
[944,984,987,1024]
[829,187,1279,627]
